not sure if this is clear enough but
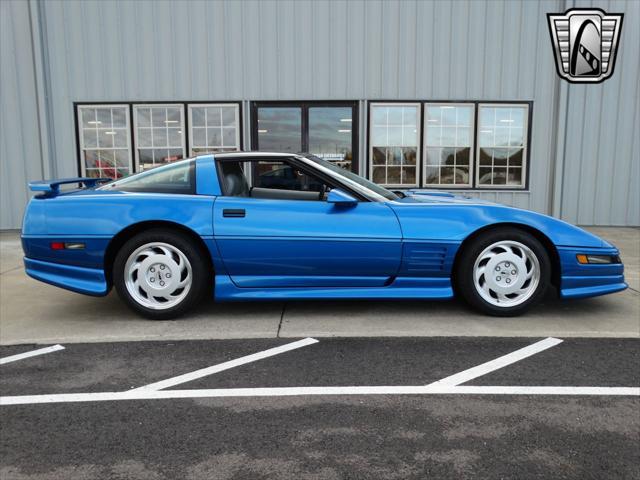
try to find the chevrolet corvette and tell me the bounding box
[21,153,627,319]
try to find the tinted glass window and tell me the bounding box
[100,159,195,194]
[308,107,353,171]
[254,160,324,193]
[255,107,302,152]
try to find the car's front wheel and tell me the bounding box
[455,228,550,316]
[113,229,208,320]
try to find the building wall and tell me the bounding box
[558,0,640,225]
[1,0,638,229]
[0,1,48,230]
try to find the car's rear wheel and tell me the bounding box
[113,229,208,320]
[455,228,550,316]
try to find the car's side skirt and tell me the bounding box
[213,274,454,301]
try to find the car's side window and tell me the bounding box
[254,160,324,193]
[101,159,196,194]
[218,159,332,201]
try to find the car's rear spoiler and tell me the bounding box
[28,177,111,197]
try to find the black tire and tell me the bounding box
[454,227,551,317]
[113,229,209,320]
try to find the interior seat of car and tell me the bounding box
[220,162,250,197]
[219,161,324,201]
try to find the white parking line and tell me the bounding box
[130,337,319,392]
[1,336,638,406]
[0,344,65,365]
[427,337,563,387]
[1,385,638,405]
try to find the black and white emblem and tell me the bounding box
[547,8,623,83]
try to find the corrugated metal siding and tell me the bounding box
[0,1,45,229]
[1,0,638,228]
[38,0,564,213]
[559,0,640,225]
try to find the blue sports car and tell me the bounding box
[22,153,627,319]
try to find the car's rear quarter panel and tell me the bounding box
[21,192,216,294]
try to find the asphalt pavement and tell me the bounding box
[1,337,638,479]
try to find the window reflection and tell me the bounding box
[308,107,353,170]
[256,107,302,153]
[369,104,420,187]
[425,104,473,186]
[477,105,527,187]
[134,105,185,171]
[189,104,240,155]
[78,105,132,179]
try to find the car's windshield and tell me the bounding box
[302,154,399,201]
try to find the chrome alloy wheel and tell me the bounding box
[124,242,192,310]
[472,240,540,308]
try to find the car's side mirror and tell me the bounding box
[327,188,358,206]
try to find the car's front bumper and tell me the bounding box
[557,246,627,299]
[24,257,108,296]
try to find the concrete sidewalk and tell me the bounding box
[1,228,638,345]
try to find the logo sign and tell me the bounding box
[547,8,623,83]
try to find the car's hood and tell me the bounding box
[388,192,610,249]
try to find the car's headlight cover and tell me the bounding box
[576,254,621,265]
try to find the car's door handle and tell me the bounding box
[223,209,245,218]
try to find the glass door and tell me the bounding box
[308,106,354,171]
[254,106,303,153]
[251,101,358,173]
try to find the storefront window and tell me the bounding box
[425,104,474,187]
[369,103,420,187]
[189,104,240,155]
[133,105,186,171]
[77,105,132,179]
[477,104,528,188]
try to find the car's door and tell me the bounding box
[213,158,402,288]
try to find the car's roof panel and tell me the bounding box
[208,152,300,159]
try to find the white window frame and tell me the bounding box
[132,103,187,171]
[475,103,529,190]
[423,102,475,188]
[368,102,421,188]
[77,104,133,178]
[187,103,241,156]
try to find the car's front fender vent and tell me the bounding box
[402,244,449,274]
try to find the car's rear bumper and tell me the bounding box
[24,257,108,296]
